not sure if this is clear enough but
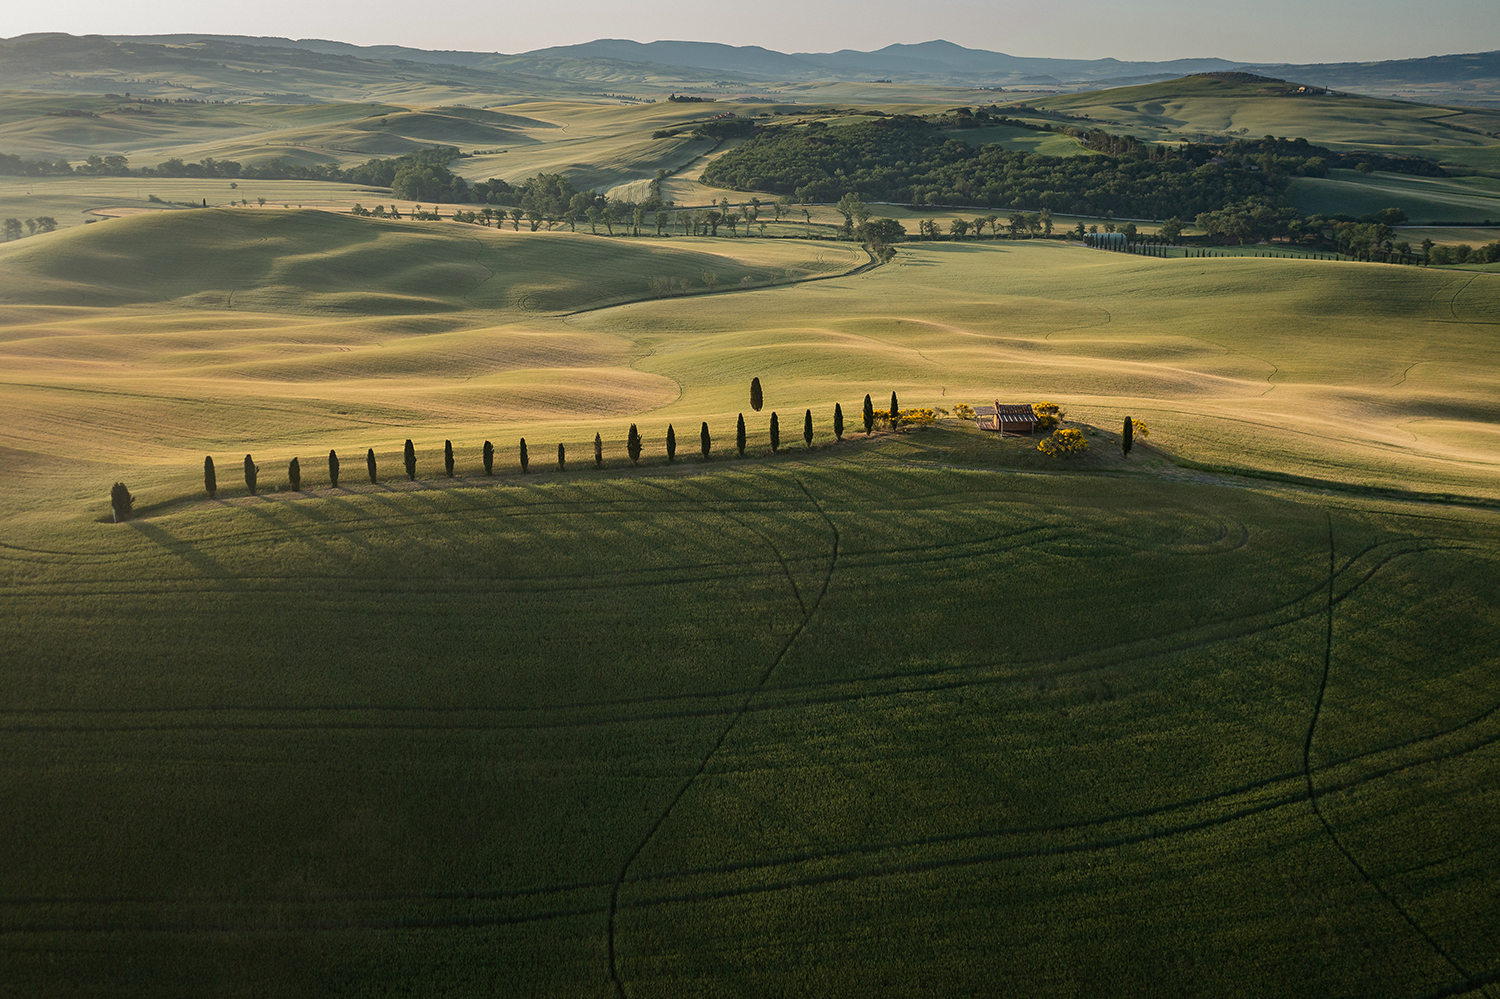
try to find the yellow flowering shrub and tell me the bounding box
[1033,401,1065,431]
[1037,428,1089,457]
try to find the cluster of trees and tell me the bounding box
[1428,241,1500,265]
[702,117,1296,218]
[2,216,58,240]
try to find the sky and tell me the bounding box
[4,0,1498,64]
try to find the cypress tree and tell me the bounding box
[328,449,339,488]
[288,457,301,492]
[890,391,900,431]
[204,456,217,498]
[700,421,711,460]
[366,447,377,484]
[750,376,763,412]
[558,442,566,471]
[834,403,844,441]
[483,440,494,475]
[519,438,529,473]
[736,413,746,456]
[863,394,874,435]
[403,439,416,481]
[110,482,133,523]
[666,424,677,463]
[627,424,642,465]
[1123,416,1134,457]
[444,439,455,477]
[803,408,813,448]
[244,453,258,496]
[594,432,603,468]
[769,411,780,452]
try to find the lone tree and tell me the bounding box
[750,377,763,412]
[594,432,603,468]
[736,413,746,456]
[110,482,133,523]
[627,424,642,465]
[701,421,711,460]
[483,440,494,475]
[1122,416,1134,457]
[328,450,340,488]
[366,448,377,484]
[863,394,875,435]
[803,408,814,448]
[519,438,529,473]
[204,456,217,499]
[444,439,455,477]
[558,443,566,471]
[244,454,259,496]
[666,424,677,463]
[890,391,900,431]
[834,403,844,441]
[770,411,780,452]
[403,439,416,481]
[288,457,302,491]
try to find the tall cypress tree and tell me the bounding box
[483,440,494,475]
[244,453,258,496]
[736,413,746,456]
[403,439,416,481]
[444,439,455,477]
[328,449,340,488]
[594,432,603,468]
[700,421,711,460]
[769,411,780,452]
[750,377,763,412]
[890,391,900,431]
[558,442,566,471]
[1123,416,1134,457]
[666,424,677,463]
[863,394,874,435]
[519,438,529,473]
[366,448,377,484]
[204,455,217,499]
[288,457,301,492]
[803,408,814,448]
[627,424,642,465]
[834,403,844,441]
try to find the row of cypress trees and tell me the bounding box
[199,399,894,499]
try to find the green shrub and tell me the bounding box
[736,414,746,456]
[366,448,377,484]
[403,439,416,481]
[666,424,677,463]
[244,454,258,496]
[520,438,529,473]
[770,412,780,452]
[328,450,340,488]
[110,482,133,522]
[288,457,301,492]
[701,421,711,460]
[627,424,642,465]
[204,456,217,499]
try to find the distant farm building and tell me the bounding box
[974,402,1037,435]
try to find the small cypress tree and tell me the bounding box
[204,455,217,498]
[328,449,340,488]
[558,442,566,471]
[863,394,874,435]
[769,411,780,452]
[483,440,494,475]
[519,438,529,473]
[736,413,746,456]
[834,403,844,441]
[750,376,763,412]
[403,439,416,481]
[700,421,711,460]
[804,408,813,448]
[444,439,455,477]
[366,448,377,484]
[890,391,900,431]
[1123,416,1134,457]
[244,453,259,496]
[288,457,301,492]
[666,424,677,463]
[594,432,603,468]
[627,424,642,465]
[110,482,133,523]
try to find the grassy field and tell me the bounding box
[3,200,1500,996]
[1289,170,1500,224]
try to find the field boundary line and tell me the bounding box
[605,477,839,997]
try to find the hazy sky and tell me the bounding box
[5,0,1498,63]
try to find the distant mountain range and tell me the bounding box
[3,32,1498,100]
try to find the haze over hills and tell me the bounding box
[1,32,1497,103]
